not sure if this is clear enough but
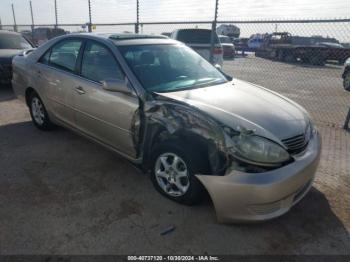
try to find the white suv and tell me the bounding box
[171,28,223,67]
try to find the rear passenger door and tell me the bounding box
[37,39,83,126]
[73,40,140,158]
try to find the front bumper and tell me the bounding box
[196,132,321,223]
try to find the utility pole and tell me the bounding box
[209,0,219,64]
[54,0,58,29]
[88,0,92,32]
[12,3,17,32]
[135,0,139,34]
[0,17,2,30]
[30,1,35,37]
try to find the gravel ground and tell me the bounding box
[0,57,349,254]
[224,55,350,128]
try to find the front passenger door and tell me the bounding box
[74,40,140,158]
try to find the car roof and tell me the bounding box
[63,33,179,46]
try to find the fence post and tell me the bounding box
[30,1,35,38]
[344,107,350,131]
[88,0,92,32]
[54,0,58,29]
[209,0,219,64]
[135,0,139,34]
[12,4,17,32]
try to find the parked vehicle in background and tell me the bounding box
[12,33,321,223]
[171,28,223,67]
[31,27,66,46]
[315,42,344,48]
[255,32,350,66]
[247,34,265,50]
[218,35,235,58]
[161,32,171,37]
[0,30,34,86]
[342,58,350,91]
[233,37,249,55]
[216,24,240,38]
[21,30,34,43]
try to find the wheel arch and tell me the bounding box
[141,123,223,175]
[25,87,37,107]
[343,66,350,79]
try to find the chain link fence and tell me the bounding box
[0,1,350,128]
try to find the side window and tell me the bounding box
[81,41,123,83]
[49,39,82,72]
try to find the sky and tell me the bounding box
[0,0,349,41]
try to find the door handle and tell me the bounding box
[75,86,86,95]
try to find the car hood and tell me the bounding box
[156,79,309,142]
[0,49,23,63]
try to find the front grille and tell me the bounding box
[282,133,309,154]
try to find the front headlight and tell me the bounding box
[230,134,290,166]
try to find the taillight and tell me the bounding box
[213,47,223,55]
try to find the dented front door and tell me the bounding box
[73,76,140,158]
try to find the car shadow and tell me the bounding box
[221,187,350,254]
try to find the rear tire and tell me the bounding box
[29,92,55,131]
[150,141,207,205]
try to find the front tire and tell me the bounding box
[150,141,206,205]
[29,92,54,130]
[343,71,350,91]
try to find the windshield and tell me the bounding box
[118,44,227,93]
[0,33,32,49]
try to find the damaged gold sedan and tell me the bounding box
[12,34,321,223]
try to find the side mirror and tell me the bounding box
[214,64,233,81]
[102,78,132,94]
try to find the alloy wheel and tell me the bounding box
[31,97,45,125]
[154,153,190,197]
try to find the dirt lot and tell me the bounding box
[0,57,349,255]
[225,55,350,128]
